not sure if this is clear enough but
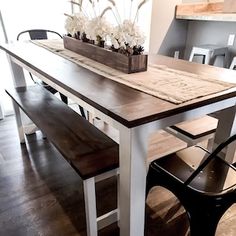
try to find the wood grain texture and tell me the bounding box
[171,116,218,139]
[224,0,236,13]
[0,115,117,236]
[6,85,119,179]
[175,2,236,22]
[63,36,148,74]
[148,130,187,163]
[90,118,187,162]
[1,42,236,128]
[176,2,223,16]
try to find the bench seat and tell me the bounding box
[6,85,188,236]
[6,85,119,236]
[6,85,119,180]
[167,116,218,146]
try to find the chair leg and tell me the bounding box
[146,167,161,197]
[204,52,211,65]
[83,177,98,236]
[189,50,195,62]
[146,168,229,236]
[188,211,222,236]
[59,92,86,118]
[185,201,233,236]
[230,57,236,70]
[59,93,68,104]
[223,52,229,68]
[78,105,86,119]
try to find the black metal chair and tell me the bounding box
[146,134,236,236]
[17,29,62,41]
[17,29,86,118]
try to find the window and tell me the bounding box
[0,0,70,116]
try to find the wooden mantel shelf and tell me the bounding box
[176,2,236,22]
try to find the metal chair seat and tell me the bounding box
[189,44,229,67]
[17,29,62,41]
[147,135,236,236]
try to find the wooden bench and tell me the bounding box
[6,85,119,236]
[6,85,188,236]
[166,116,218,147]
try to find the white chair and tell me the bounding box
[230,56,236,70]
[189,45,229,67]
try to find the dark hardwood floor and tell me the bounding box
[0,115,236,236]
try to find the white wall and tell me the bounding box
[0,0,70,115]
[0,0,70,41]
[185,20,236,67]
[180,0,236,67]
[149,0,188,58]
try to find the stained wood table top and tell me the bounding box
[1,41,236,128]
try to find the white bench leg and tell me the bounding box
[83,169,119,236]
[96,171,119,229]
[12,101,25,144]
[83,177,98,236]
[117,174,120,227]
[95,169,119,229]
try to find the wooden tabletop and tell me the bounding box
[1,41,236,128]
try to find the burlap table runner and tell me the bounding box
[32,39,235,104]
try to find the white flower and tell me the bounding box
[85,17,112,42]
[111,38,120,49]
[110,20,146,52]
[65,13,88,36]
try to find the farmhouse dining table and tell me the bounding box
[1,40,236,236]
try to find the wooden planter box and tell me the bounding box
[63,36,148,74]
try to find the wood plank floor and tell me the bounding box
[1,115,236,236]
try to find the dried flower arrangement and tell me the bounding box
[64,0,149,56]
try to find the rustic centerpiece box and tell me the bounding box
[63,36,148,74]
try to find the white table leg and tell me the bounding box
[119,123,158,236]
[7,55,37,135]
[118,103,236,236]
[7,55,26,88]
